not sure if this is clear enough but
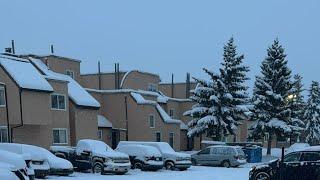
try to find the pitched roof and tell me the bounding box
[30,58,100,108]
[0,55,53,92]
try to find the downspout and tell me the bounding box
[4,84,11,142]
[124,96,129,141]
[10,88,24,142]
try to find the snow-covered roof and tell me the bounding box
[98,115,112,128]
[201,140,226,145]
[30,58,100,108]
[24,54,82,63]
[0,56,53,92]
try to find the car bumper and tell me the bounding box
[50,168,74,176]
[143,163,163,171]
[34,169,50,178]
[103,162,131,174]
[175,161,192,169]
[232,159,247,166]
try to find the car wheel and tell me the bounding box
[165,161,175,170]
[191,159,197,166]
[254,172,270,180]
[133,161,143,170]
[92,162,103,174]
[221,160,230,168]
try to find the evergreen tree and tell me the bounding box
[249,39,301,155]
[304,81,320,145]
[220,37,250,141]
[287,74,305,142]
[184,68,238,140]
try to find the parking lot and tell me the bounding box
[45,166,251,180]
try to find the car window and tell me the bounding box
[212,147,230,155]
[301,152,320,162]
[284,152,301,162]
[198,148,210,155]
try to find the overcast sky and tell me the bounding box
[0,0,319,91]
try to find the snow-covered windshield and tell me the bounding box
[236,148,245,156]
[92,141,110,152]
[157,143,175,153]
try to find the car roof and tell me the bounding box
[207,145,241,149]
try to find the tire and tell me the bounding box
[92,162,104,174]
[191,159,197,166]
[254,172,270,180]
[133,161,143,170]
[165,161,175,170]
[221,160,231,168]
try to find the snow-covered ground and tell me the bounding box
[45,166,250,180]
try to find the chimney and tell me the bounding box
[11,40,15,54]
[98,61,101,90]
[186,72,191,98]
[50,45,54,54]
[171,73,174,98]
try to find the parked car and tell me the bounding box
[0,162,22,180]
[51,139,131,175]
[116,144,163,171]
[191,145,247,168]
[249,146,320,180]
[118,141,191,170]
[0,149,33,180]
[0,143,50,178]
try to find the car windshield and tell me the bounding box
[236,149,245,156]
[92,141,109,152]
[158,143,175,153]
[284,152,301,162]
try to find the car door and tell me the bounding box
[211,147,225,166]
[195,148,211,165]
[299,152,320,180]
[283,152,302,180]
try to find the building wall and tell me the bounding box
[121,71,160,91]
[81,72,126,90]
[98,127,112,147]
[159,83,197,99]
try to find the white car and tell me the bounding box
[0,143,50,178]
[116,144,163,171]
[0,149,31,180]
[0,143,73,176]
[117,141,191,170]
[51,139,131,175]
[0,162,20,180]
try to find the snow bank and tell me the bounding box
[98,115,112,128]
[30,58,100,108]
[0,56,53,92]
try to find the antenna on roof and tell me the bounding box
[50,45,54,54]
[186,72,191,98]
[98,61,101,90]
[171,73,174,98]
[11,40,15,54]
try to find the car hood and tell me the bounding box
[165,151,191,158]
[0,162,17,171]
[48,156,73,169]
[93,149,129,159]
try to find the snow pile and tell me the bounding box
[0,55,53,92]
[30,58,100,108]
[97,115,112,128]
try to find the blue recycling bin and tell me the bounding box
[243,146,262,163]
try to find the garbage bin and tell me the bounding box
[243,146,262,163]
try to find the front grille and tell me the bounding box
[113,158,129,163]
[32,160,44,165]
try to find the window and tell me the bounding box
[169,132,174,148]
[51,94,66,110]
[198,148,210,155]
[98,130,103,140]
[53,129,68,144]
[301,152,320,162]
[169,109,174,118]
[66,70,74,79]
[0,86,5,107]
[149,115,155,128]
[0,127,8,143]
[155,132,161,142]
[147,83,158,92]
[284,152,301,163]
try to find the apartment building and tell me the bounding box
[0,54,100,149]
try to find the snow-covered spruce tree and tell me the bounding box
[304,81,320,145]
[220,37,250,141]
[287,74,305,143]
[184,68,239,140]
[250,39,302,155]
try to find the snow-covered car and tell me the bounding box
[0,143,50,178]
[191,145,247,167]
[116,144,163,171]
[0,149,32,180]
[285,143,310,155]
[118,141,191,170]
[0,162,22,180]
[51,139,131,175]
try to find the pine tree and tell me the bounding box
[220,37,250,141]
[304,81,320,145]
[250,39,301,155]
[184,68,239,140]
[287,74,305,143]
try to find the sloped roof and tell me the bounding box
[30,58,100,108]
[97,115,112,128]
[0,56,53,92]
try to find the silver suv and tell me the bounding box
[191,145,246,168]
